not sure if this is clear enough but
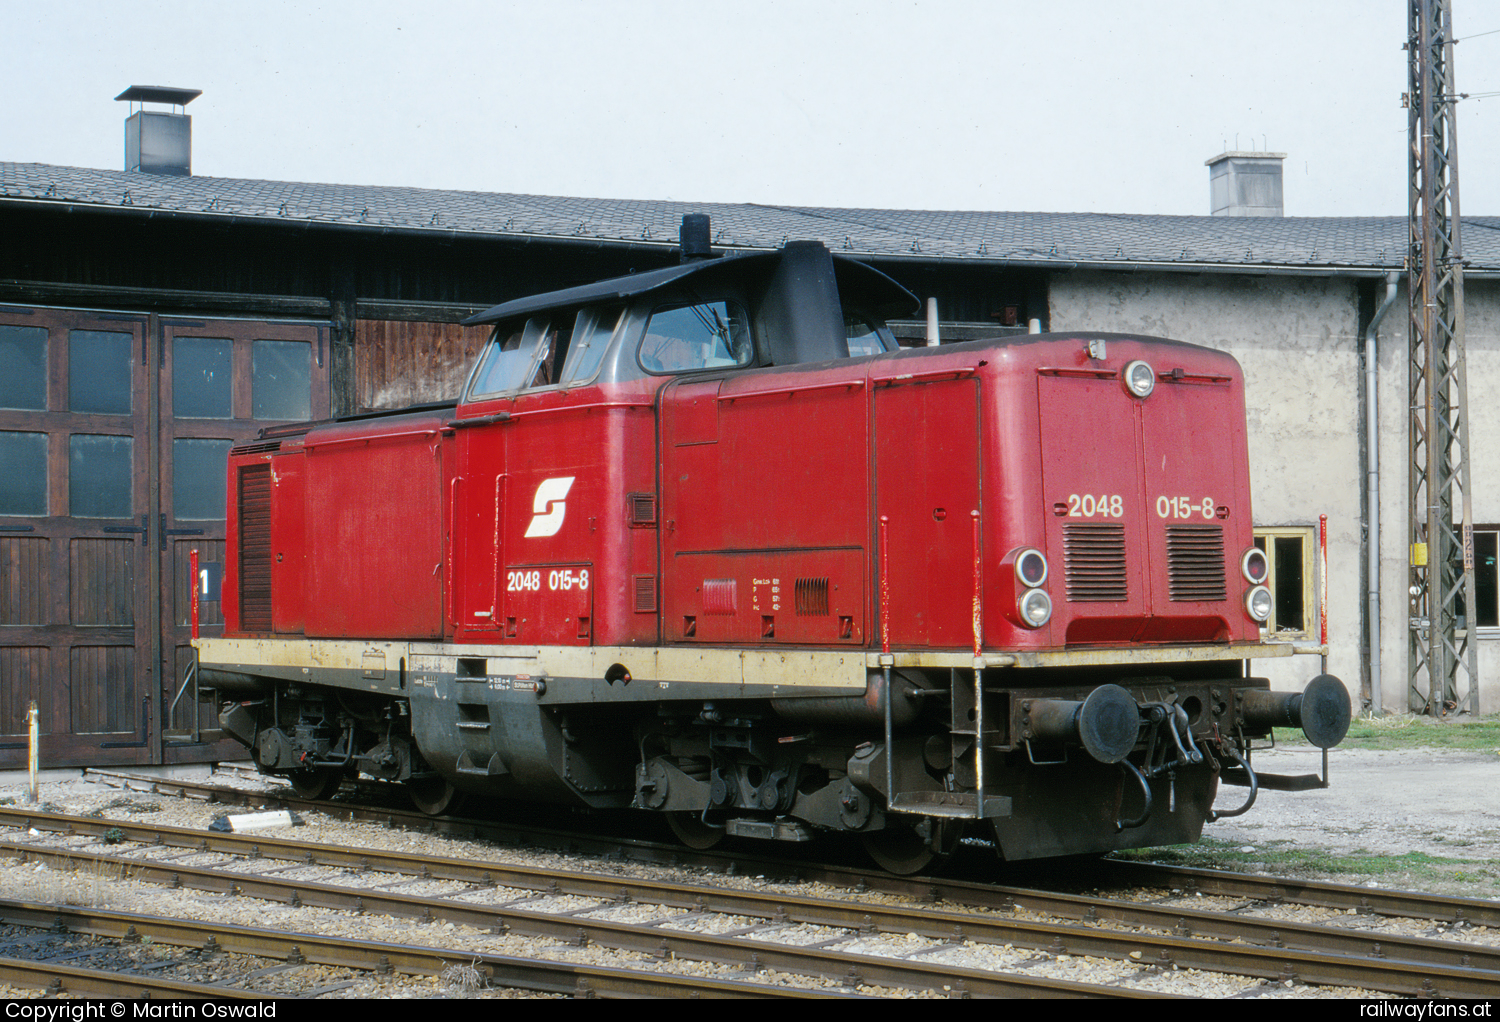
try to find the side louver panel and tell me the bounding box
[632,574,658,613]
[1166,524,1227,601]
[795,577,830,616]
[628,492,657,527]
[237,463,273,632]
[1062,523,1128,602]
[702,578,737,615]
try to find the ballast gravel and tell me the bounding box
[0,760,1463,998]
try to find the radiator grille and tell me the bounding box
[795,577,829,616]
[237,464,273,632]
[229,440,282,457]
[1166,525,1227,601]
[1062,523,1128,602]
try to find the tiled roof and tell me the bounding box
[6,161,1499,274]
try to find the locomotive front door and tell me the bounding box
[660,373,870,646]
[873,376,982,648]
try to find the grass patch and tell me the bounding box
[1111,836,1500,888]
[1274,713,1500,753]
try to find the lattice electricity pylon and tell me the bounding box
[1407,0,1478,715]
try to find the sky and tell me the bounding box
[5,0,1500,217]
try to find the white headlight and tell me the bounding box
[1245,585,1273,622]
[1123,360,1155,398]
[1019,588,1052,628]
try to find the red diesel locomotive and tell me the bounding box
[197,217,1350,873]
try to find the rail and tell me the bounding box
[8,802,1500,997]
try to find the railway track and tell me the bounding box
[6,782,1500,997]
[0,953,290,1000]
[0,900,845,998]
[82,768,1500,931]
[0,819,1151,998]
[0,916,300,1001]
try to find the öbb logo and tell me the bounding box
[525,476,575,538]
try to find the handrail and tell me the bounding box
[871,366,978,387]
[165,654,202,745]
[718,378,866,402]
[302,428,439,451]
[450,400,654,426]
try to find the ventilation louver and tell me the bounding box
[1166,525,1227,601]
[1062,523,1127,602]
[237,464,273,631]
[632,574,658,613]
[795,577,830,616]
[702,579,737,615]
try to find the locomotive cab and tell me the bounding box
[200,217,1350,874]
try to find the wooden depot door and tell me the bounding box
[0,308,328,768]
[157,317,330,762]
[0,308,153,764]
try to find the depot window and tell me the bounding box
[638,300,752,374]
[0,325,47,411]
[1252,527,1316,636]
[1465,528,1499,630]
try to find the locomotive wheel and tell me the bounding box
[862,818,963,875]
[665,811,725,850]
[287,767,343,801]
[407,776,467,817]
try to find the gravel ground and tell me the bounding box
[1199,743,1500,896]
[0,748,1492,998]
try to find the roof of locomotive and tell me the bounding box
[462,244,921,326]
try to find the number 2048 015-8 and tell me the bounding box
[1064,494,1217,519]
[506,568,590,592]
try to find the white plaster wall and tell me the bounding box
[1470,281,1500,714]
[1378,279,1500,715]
[1048,271,1363,698]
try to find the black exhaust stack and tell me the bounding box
[680,213,713,263]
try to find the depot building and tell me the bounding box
[1,90,1497,767]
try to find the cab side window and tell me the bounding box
[639,301,752,374]
[470,318,544,397]
[527,318,573,389]
[560,306,624,385]
[468,315,575,397]
[845,315,888,357]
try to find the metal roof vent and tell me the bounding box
[1206,151,1286,217]
[116,86,201,176]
